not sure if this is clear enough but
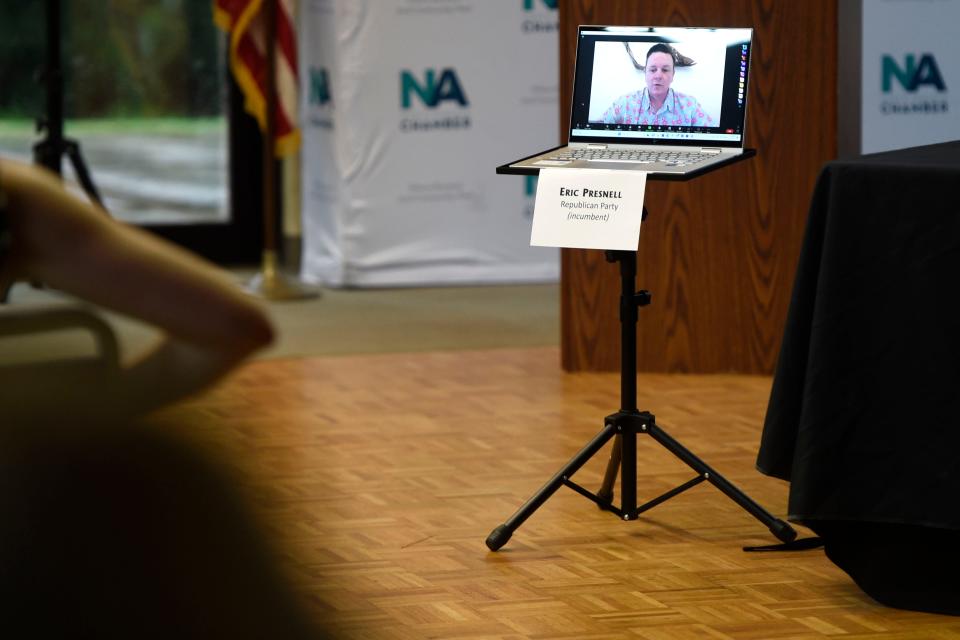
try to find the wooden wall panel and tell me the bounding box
[559,1,837,374]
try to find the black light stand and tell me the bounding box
[486,217,796,551]
[33,0,105,209]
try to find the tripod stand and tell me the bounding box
[33,0,105,209]
[486,233,796,551]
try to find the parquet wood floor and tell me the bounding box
[158,347,960,639]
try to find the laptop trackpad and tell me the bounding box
[533,160,571,166]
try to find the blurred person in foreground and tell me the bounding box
[0,156,274,421]
[0,158,328,638]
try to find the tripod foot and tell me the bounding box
[485,524,512,551]
[596,487,614,507]
[769,518,797,543]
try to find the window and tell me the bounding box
[0,0,261,262]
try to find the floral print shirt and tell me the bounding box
[601,88,714,126]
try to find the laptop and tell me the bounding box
[502,25,754,177]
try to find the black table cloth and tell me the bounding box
[757,141,960,614]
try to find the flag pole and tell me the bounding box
[246,0,320,300]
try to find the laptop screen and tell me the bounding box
[569,26,753,148]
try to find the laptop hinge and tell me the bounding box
[585,143,607,149]
[700,147,723,154]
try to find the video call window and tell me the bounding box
[587,40,725,127]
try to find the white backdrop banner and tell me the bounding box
[861,0,960,154]
[300,0,560,286]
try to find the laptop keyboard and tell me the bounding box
[548,149,710,166]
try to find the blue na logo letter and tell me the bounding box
[401,69,469,108]
[523,0,558,9]
[310,67,332,106]
[882,54,947,92]
[525,175,538,197]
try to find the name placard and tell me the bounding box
[530,168,647,250]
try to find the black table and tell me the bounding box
[757,140,960,614]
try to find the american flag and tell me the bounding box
[214,0,300,156]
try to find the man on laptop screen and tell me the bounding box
[595,42,715,126]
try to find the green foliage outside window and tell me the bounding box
[0,0,223,119]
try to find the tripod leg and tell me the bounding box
[644,421,797,543]
[596,434,621,505]
[486,422,618,551]
[65,140,106,209]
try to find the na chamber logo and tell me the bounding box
[880,53,948,115]
[522,0,557,33]
[399,68,471,132]
[524,175,538,218]
[401,69,468,108]
[310,67,332,105]
[308,66,333,129]
[523,0,557,10]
